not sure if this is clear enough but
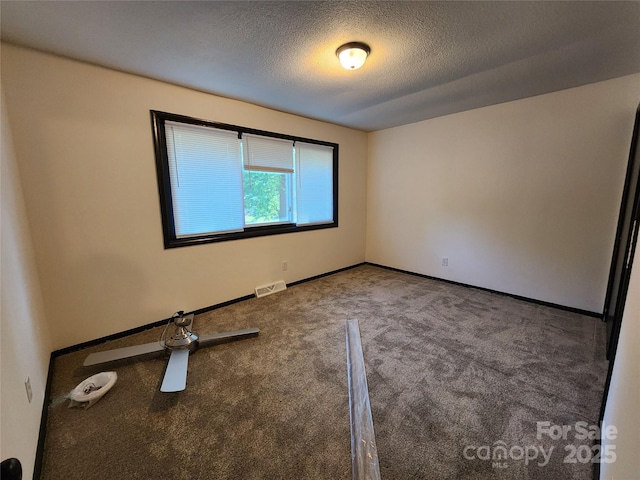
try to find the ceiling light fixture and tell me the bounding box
[336,42,370,70]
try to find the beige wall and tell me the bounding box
[1,85,52,479]
[367,75,640,312]
[601,252,640,479]
[1,44,368,349]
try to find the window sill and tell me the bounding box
[164,221,337,249]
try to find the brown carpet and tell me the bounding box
[41,265,607,479]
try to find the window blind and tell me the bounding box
[243,134,294,173]
[165,121,244,236]
[295,142,334,225]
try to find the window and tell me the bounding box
[151,111,338,248]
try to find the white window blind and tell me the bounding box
[165,121,244,236]
[295,142,334,225]
[243,134,294,173]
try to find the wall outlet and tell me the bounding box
[442,257,449,267]
[281,261,288,271]
[25,376,33,403]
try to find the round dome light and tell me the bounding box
[336,42,371,70]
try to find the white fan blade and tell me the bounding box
[160,349,189,392]
[84,342,164,367]
[197,327,260,348]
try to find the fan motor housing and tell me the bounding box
[164,326,199,351]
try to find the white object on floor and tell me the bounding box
[68,371,117,409]
[345,319,381,480]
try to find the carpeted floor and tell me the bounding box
[41,265,607,479]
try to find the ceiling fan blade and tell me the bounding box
[83,342,165,367]
[197,327,260,348]
[160,349,190,392]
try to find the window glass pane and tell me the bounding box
[296,142,334,225]
[243,170,291,225]
[166,122,244,236]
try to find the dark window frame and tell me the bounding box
[150,110,339,249]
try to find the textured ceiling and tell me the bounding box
[1,1,639,131]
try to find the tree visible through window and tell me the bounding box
[243,171,290,225]
[151,110,338,248]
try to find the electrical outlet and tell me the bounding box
[25,376,33,403]
[442,257,449,267]
[282,261,288,271]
